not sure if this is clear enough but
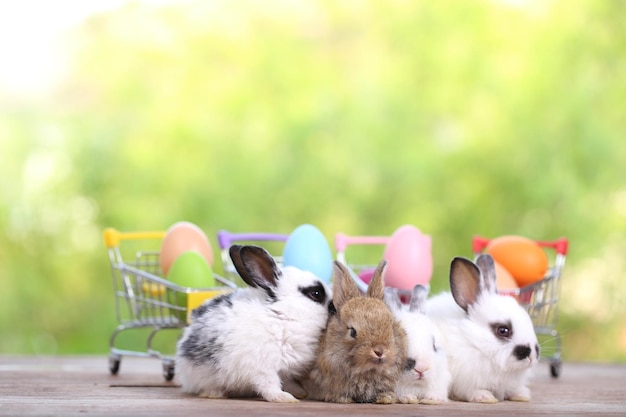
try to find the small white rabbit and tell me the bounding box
[384,285,451,404]
[426,254,540,403]
[175,245,331,403]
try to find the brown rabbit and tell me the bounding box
[304,260,409,404]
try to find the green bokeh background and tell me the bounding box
[1,0,625,362]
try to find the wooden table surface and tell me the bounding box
[0,355,624,416]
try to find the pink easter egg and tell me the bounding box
[383,224,433,290]
[358,268,376,285]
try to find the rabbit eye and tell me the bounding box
[432,337,438,353]
[309,290,322,301]
[349,327,357,338]
[491,321,513,340]
[300,284,327,305]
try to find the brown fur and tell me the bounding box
[304,260,408,404]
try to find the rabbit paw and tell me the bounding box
[506,386,531,402]
[375,391,398,404]
[262,389,300,403]
[508,395,531,402]
[397,394,419,404]
[197,388,226,399]
[419,395,448,405]
[469,389,498,404]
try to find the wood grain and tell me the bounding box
[0,356,624,416]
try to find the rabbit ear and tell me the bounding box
[408,284,428,314]
[449,256,482,312]
[475,253,497,295]
[384,287,402,312]
[366,259,387,300]
[230,245,280,295]
[332,261,361,308]
[229,245,256,288]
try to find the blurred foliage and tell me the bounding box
[1,0,625,363]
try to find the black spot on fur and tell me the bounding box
[191,293,233,320]
[404,358,416,372]
[180,332,223,367]
[513,344,532,360]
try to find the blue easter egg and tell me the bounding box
[283,224,333,283]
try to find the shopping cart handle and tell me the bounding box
[217,230,289,249]
[537,237,569,255]
[472,236,491,253]
[103,228,165,248]
[335,233,391,252]
[472,235,569,256]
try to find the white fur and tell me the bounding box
[176,252,331,403]
[425,256,539,403]
[395,309,451,404]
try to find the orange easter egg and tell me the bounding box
[160,221,214,276]
[486,235,548,287]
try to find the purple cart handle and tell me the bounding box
[217,230,289,249]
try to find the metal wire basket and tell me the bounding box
[103,228,236,380]
[473,236,568,378]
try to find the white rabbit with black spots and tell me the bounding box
[176,245,331,403]
[426,254,540,403]
[384,285,450,404]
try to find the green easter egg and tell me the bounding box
[166,251,216,321]
[167,251,216,288]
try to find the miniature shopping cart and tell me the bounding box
[103,228,237,381]
[217,229,289,284]
[473,236,569,378]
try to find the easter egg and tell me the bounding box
[160,221,214,276]
[282,224,333,282]
[494,259,518,291]
[358,268,376,285]
[383,224,433,290]
[167,251,216,321]
[486,235,548,287]
[167,251,216,289]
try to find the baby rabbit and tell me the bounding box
[426,254,540,403]
[384,285,451,404]
[175,244,331,403]
[304,260,408,404]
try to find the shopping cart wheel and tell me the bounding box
[109,354,121,375]
[550,359,561,378]
[162,360,175,381]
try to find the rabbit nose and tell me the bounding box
[513,344,532,360]
[374,349,384,358]
[415,364,429,379]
